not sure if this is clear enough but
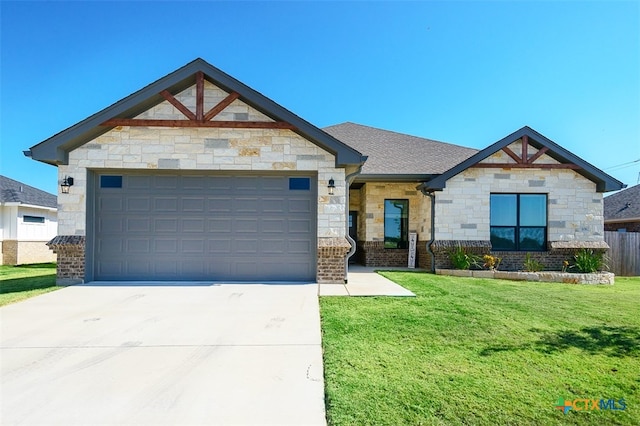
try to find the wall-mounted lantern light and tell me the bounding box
[328,178,335,195]
[61,176,74,194]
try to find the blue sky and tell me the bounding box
[1,1,639,195]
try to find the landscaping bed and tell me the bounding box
[436,268,615,284]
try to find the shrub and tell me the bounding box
[523,253,544,272]
[482,254,501,271]
[449,245,481,270]
[571,249,609,273]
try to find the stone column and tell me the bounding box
[317,237,351,284]
[47,236,85,285]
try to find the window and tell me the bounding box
[289,177,310,190]
[100,175,123,188]
[23,215,45,223]
[490,194,547,251]
[384,199,409,249]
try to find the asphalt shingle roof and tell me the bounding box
[323,122,478,176]
[604,184,640,221]
[0,175,57,209]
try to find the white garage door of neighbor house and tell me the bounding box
[92,173,317,282]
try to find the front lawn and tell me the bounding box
[0,263,58,306]
[321,273,640,425]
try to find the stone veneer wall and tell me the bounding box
[434,139,604,244]
[47,236,85,285]
[16,241,56,265]
[353,183,431,268]
[52,80,351,283]
[1,240,17,265]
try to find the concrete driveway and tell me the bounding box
[0,282,325,425]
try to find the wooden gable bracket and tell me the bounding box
[471,135,581,169]
[102,72,295,129]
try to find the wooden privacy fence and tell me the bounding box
[605,231,640,276]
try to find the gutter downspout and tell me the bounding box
[344,165,363,283]
[421,187,436,273]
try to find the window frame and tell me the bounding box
[384,199,409,249]
[23,215,46,224]
[490,193,548,251]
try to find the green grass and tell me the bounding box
[0,263,58,306]
[321,272,640,425]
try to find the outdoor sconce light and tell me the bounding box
[61,177,74,194]
[328,178,335,195]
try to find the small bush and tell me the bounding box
[482,254,501,271]
[571,249,609,273]
[449,245,481,270]
[523,253,544,272]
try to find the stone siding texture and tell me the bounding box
[54,80,351,282]
[15,241,56,265]
[1,240,17,265]
[434,139,604,244]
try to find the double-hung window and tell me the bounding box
[384,199,409,249]
[490,194,547,251]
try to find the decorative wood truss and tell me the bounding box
[470,135,581,170]
[102,72,296,129]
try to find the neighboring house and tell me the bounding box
[25,59,624,284]
[604,184,640,232]
[0,176,57,265]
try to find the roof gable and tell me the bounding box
[26,58,364,167]
[420,126,624,193]
[0,175,57,208]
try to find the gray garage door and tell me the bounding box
[92,173,317,281]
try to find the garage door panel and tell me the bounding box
[99,217,123,233]
[289,240,312,254]
[155,176,178,189]
[154,198,178,211]
[94,173,316,281]
[155,239,178,253]
[127,197,151,211]
[182,239,205,253]
[182,219,205,233]
[288,199,312,213]
[207,197,232,213]
[289,219,312,233]
[155,218,178,233]
[235,219,258,233]
[127,239,150,253]
[208,238,231,253]
[262,219,286,233]
[182,198,205,212]
[127,218,150,232]
[100,196,123,212]
[208,218,232,233]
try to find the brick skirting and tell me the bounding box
[47,235,85,285]
[317,237,352,283]
[431,239,609,271]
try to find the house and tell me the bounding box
[1,176,57,265]
[25,59,624,284]
[604,184,640,232]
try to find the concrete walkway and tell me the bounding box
[319,266,417,297]
[1,282,325,425]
